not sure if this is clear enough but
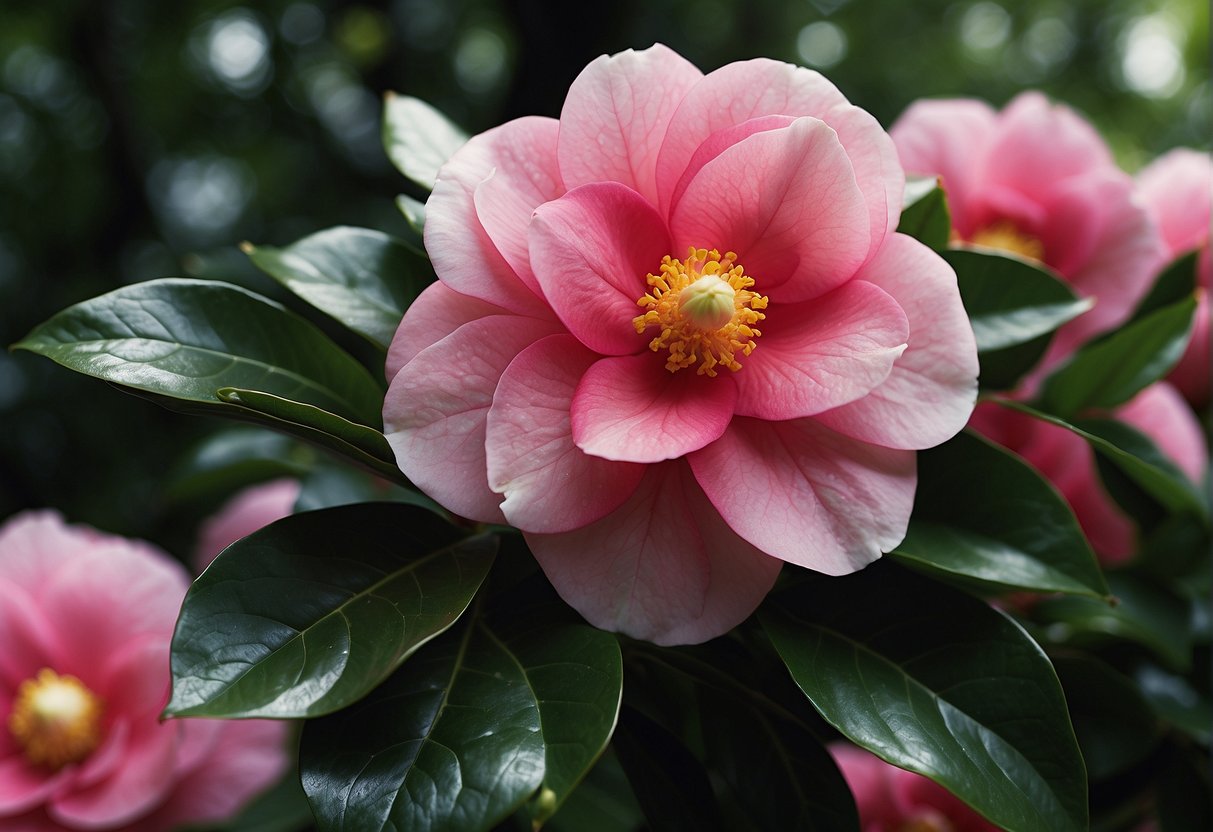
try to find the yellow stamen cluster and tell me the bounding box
[968,220,1045,262]
[8,668,104,770]
[633,247,768,377]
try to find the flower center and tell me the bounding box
[633,247,768,377]
[968,220,1044,262]
[8,668,104,770]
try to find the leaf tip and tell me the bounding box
[238,241,256,256]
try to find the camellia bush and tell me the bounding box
[11,44,1211,832]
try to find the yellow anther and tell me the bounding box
[8,668,104,770]
[969,220,1045,262]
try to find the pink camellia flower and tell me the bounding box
[193,478,300,572]
[0,511,288,831]
[383,44,979,644]
[892,93,1166,363]
[1136,148,1212,407]
[831,743,999,832]
[969,382,1207,564]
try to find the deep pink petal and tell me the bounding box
[1168,287,1210,406]
[890,98,997,238]
[193,479,299,572]
[425,118,556,315]
[1137,148,1212,257]
[0,580,62,688]
[557,44,702,208]
[526,461,782,645]
[386,282,515,380]
[813,234,979,449]
[571,354,737,463]
[0,755,72,815]
[1118,382,1208,487]
[471,117,564,290]
[830,744,909,830]
[383,314,564,523]
[530,182,671,355]
[97,636,170,723]
[486,335,646,533]
[669,117,871,303]
[734,280,909,421]
[655,58,901,256]
[689,418,916,574]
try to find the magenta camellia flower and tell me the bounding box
[193,478,300,572]
[970,382,1207,564]
[0,511,287,831]
[831,743,999,832]
[383,44,978,644]
[1136,148,1212,407]
[892,92,1166,362]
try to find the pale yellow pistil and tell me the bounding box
[633,247,768,377]
[968,220,1045,262]
[8,668,104,770]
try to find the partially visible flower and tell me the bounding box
[892,93,1166,364]
[193,478,300,571]
[0,511,288,831]
[831,743,998,831]
[383,44,978,644]
[969,382,1207,564]
[1136,148,1212,407]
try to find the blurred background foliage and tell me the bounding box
[1,0,1208,555]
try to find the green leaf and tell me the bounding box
[202,767,316,832]
[891,431,1108,598]
[12,278,384,426]
[300,611,545,832]
[1037,297,1196,417]
[761,562,1087,832]
[293,462,443,516]
[167,427,312,503]
[243,227,425,350]
[383,92,468,191]
[1125,250,1199,326]
[1134,663,1212,743]
[395,194,427,256]
[545,750,644,832]
[898,176,951,250]
[166,503,496,719]
[943,248,1092,390]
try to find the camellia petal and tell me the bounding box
[813,234,979,449]
[525,461,782,645]
[385,281,519,381]
[1118,382,1208,487]
[384,314,564,523]
[486,334,647,533]
[689,417,917,574]
[571,353,737,463]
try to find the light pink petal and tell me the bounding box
[557,44,703,208]
[526,461,782,645]
[193,479,300,572]
[0,755,72,815]
[424,118,556,316]
[530,182,671,355]
[0,512,92,594]
[140,720,289,831]
[0,580,62,688]
[667,114,797,214]
[1118,382,1208,487]
[570,353,737,463]
[386,282,515,380]
[471,117,564,290]
[689,418,916,574]
[669,117,871,303]
[814,234,979,449]
[734,279,909,421]
[655,58,901,256]
[486,335,646,533]
[1137,149,1213,257]
[383,314,564,523]
[1168,287,1210,406]
[890,98,998,237]
[980,92,1114,206]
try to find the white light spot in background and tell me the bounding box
[195,10,272,96]
[960,2,1011,53]
[1022,16,1076,71]
[454,27,507,94]
[149,155,255,244]
[797,21,848,69]
[1120,13,1185,98]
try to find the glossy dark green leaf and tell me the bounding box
[545,750,644,832]
[1037,297,1196,417]
[293,462,442,515]
[1053,654,1160,780]
[993,400,1207,520]
[395,194,427,256]
[167,427,312,503]
[891,431,1108,598]
[300,614,545,832]
[898,176,951,250]
[383,92,467,190]
[166,503,496,719]
[943,248,1092,390]
[761,562,1087,832]
[12,278,384,425]
[243,227,423,349]
[218,386,393,462]
[1126,250,1199,325]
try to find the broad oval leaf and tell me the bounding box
[1037,296,1196,417]
[892,431,1108,598]
[383,92,468,191]
[300,614,545,832]
[243,227,424,350]
[166,503,496,719]
[761,562,1087,832]
[12,278,384,426]
[898,176,951,250]
[396,194,428,256]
